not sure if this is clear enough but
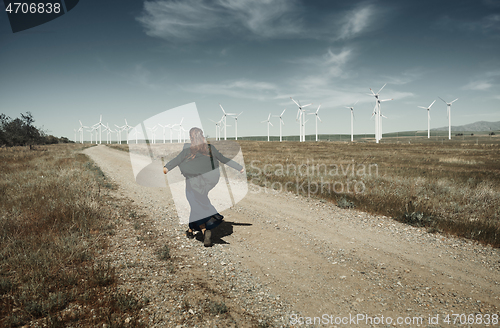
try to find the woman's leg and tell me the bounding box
[199,223,211,247]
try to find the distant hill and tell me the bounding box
[432,121,500,132]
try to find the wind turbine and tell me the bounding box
[109,128,116,144]
[209,119,222,141]
[180,126,189,143]
[103,123,113,144]
[172,118,184,143]
[92,115,106,144]
[147,125,158,144]
[158,124,170,143]
[123,119,133,144]
[308,104,322,141]
[86,126,96,144]
[290,98,312,142]
[114,124,125,144]
[345,100,358,142]
[417,100,436,138]
[369,84,392,143]
[439,97,458,140]
[261,113,273,142]
[128,127,139,144]
[273,109,286,142]
[78,120,88,144]
[73,129,77,143]
[231,112,243,140]
[219,104,235,140]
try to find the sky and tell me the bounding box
[1,0,499,141]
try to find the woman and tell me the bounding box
[163,127,244,247]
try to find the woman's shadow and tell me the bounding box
[194,221,252,245]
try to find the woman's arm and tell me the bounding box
[163,148,189,173]
[210,145,244,172]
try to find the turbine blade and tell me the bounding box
[219,104,226,114]
[269,122,273,126]
[317,116,322,122]
[450,98,458,103]
[281,109,286,116]
[290,97,300,107]
[377,83,387,94]
[429,100,436,108]
[417,106,427,109]
[353,100,359,106]
[302,103,312,108]
[438,96,447,104]
[316,104,322,113]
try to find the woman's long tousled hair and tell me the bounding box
[188,127,209,159]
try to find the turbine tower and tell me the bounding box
[147,126,158,144]
[261,113,273,142]
[172,118,185,143]
[87,126,96,144]
[273,109,286,142]
[417,100,436,138]
[92,115,106,144]
[439,97,458,140]
[308,104,322,141]
[209,119,221,141]
[219,104,235,140]
[345,100,358,142]
[369,84,392,143]
[158,124,169,143]
[290,97,312,142]
[123,119,133,144]
[115,124,125,144]
[78,120,87,144]
[102,123,111,144]
[231,112,243,140]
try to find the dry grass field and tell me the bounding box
[239,139,500,247]
[0,144,145,327]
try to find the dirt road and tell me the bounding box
[85,145,499,327]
